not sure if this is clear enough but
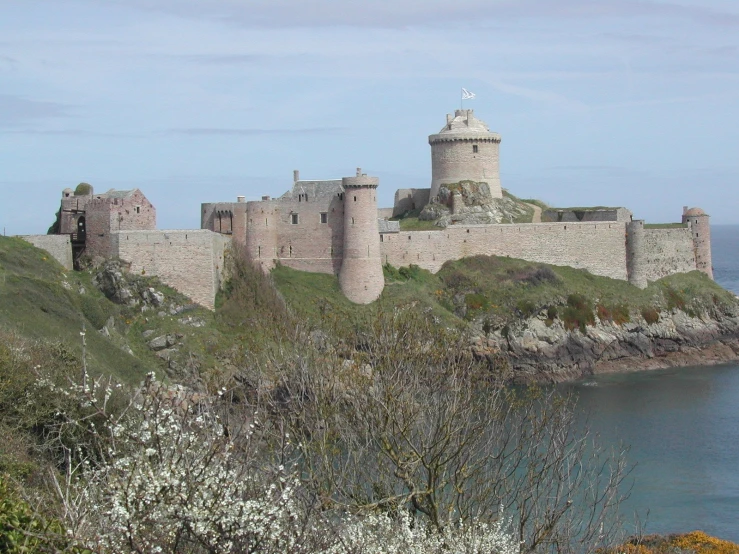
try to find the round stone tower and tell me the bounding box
[338,168,384,304]
[246,200,278,271]
[626,220,648,289]
[682,207,713,279]
[429,109,502,200]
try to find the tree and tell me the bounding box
[272,308,630,553]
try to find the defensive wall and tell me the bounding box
[112,230,229,309]
[21,235,74,270]
[393,188,431,217]
[380,222,630,279]
[541,207,633,223]
[626,222,698,288]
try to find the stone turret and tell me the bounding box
[338,168,384,304]
[682,207,713,279]
[626,219,647,288]
[246,199,278,271]
[429,109,502,201]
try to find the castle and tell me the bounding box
[27,108,712,307]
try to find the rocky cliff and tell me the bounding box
[473,306,739,383]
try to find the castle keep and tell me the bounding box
[34,107,712,307]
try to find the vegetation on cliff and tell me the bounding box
[2,237,739,551]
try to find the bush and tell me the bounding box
[597,303,630,325]
[0,476,71,553]
[562,294,595,333]
[516,299,537,317]
[73,182,92,196]
[466,293,489,312]
[641,307,660,325]
[664,287,686,311]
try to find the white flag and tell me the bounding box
[462,88,476,100]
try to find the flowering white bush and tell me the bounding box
[48,373,519,553]
[329,510,519,554]
[54,374,325,553]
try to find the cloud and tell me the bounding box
[101,0,739,29]
[0,129,144,137]
[0,94,71,127]
[177,54,264,65]
[165,127,346,136]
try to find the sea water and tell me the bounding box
[564,225,739,541]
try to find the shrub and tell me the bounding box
[665,287,686,311]
[562,294,595,333]
[0,476,71,553]
[383,263,403,282]
[641,307,660,325]
[73,182,92,196]
[465,293,489,312]
[516,299,537,317]
[597,303,630,325]
[442,269,474,290]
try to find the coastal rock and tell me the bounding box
[479,308,739,383]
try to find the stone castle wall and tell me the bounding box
[271,193,345,275]
[634,226,697,284]
[112,230,229,309]
[21,235,74,270]
[201,200,248,242]
[541,207,633,223]
[381,222,629,279]
[393,188,431,217]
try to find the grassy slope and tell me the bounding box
[0,237,153,384]
[0,237,235,386]
[272,255,736,334]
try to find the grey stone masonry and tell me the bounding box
[21,235,73,270]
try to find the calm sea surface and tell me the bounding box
[563,225,739,541]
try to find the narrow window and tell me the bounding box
[135,206,141,213]
[291,213,299,225]
[380,235,384,243]
[320,212,328,224]
[354,196,357,202]
[472,144,478,153]
[351,217,355,225]
[258,245,261,258]
[289,245,293,257]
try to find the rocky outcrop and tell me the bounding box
[473,308,739,383]
[419,181,533,226]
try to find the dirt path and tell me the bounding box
[526,203,542,223]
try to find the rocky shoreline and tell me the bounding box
[474,308,739,383]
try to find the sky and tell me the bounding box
[2,0,739,235]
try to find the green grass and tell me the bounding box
[271,249,737,337]
[396,217,442,231]
[0,237,152,383]
[390,208,442,231]
[519,198,549,210]
[644,223,688,229]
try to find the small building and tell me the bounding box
[58,185,156,262]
